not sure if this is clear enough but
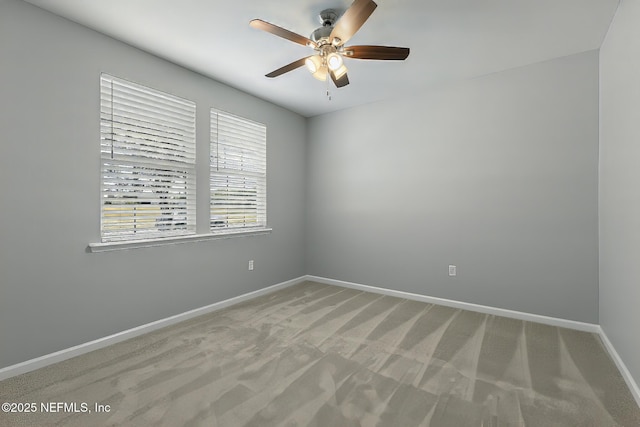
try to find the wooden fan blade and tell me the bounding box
[343,45,410,60]
[250,19,316,48]
[266,57,310,78]
[329,0,377,46]
[330,69,350,88]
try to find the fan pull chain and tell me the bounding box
[326,75,332,101]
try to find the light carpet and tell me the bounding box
[1,281,639,426]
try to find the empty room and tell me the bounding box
[1,0,639,425]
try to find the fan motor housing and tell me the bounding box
[311,26,332,43]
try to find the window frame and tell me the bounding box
[98,73,197,243]
[89,76,272,253]
[210,108,268,234]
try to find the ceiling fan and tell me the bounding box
[249,0,410,88]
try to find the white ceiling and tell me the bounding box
[22,0,618,117]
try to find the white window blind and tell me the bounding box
[100,74,196,242]
[210,109,267,231]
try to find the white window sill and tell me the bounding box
[88,228,272,253]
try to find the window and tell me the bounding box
[100,74,196,242]
[210,109,267,232]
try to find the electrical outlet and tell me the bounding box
[448,265,456,277]
[248,260,254,271]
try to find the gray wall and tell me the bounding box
[600,0,640,388]
[0,0,306,369]
[306,51,600,323]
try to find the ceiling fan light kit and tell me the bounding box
[249,0,410,89]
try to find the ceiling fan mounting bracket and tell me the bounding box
[318,9,339,26]
[311,9,342,44]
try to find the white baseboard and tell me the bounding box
[0,276,305,381]
[597,327,640,407]
[305,275,600,333]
